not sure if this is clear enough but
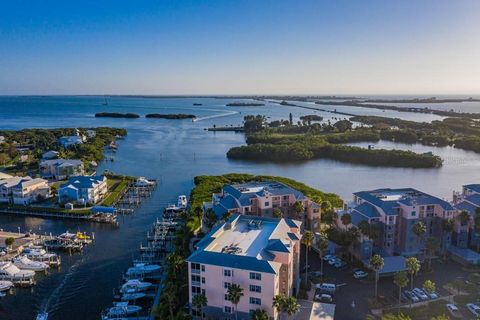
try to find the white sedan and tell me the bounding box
[467,303,480,317]
[353,270,368,279]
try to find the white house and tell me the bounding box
[0,176,50,205]
[58,176,108,205]
[39,159,84,180]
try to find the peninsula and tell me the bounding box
[145,113,196,119]
[95,112,140,118]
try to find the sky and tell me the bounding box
[1,0,480,95]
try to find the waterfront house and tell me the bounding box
[58,175,107,205]
[41,150,59,160]
[338,188,456,260]
[187,214,302,320]
[207,181,321,229]
[0,176,50,205]
[0,136,5,144]
[58,135,83,148]
[39,159,84,180]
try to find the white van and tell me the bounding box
[315,283,336,293]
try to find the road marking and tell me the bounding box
[336,283,347,287]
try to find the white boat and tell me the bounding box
[23,248,61,266]
[0,280,14,292]
[135,177,154,187]
[36,312,48,320]
[164,195,188,214]
[23,248,47,256]
[0,261,35,283]
[121,279,153,293]
[13,256,49,272]
[177,195,187,209]
[126,263,160,277]
[121,292,146,301]
[104,302,142,317]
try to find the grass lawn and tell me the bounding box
[101,178,129,206]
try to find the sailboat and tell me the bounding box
[102,96,108,106]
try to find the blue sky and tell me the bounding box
[1,0,479,95]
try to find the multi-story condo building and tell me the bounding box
[0,176,50,205]
[58,175,108,205]
[187,214,302,320]
[39,159,84,180]
[208,181,320,229]
[453,184,480,249]
[340,188,455,259]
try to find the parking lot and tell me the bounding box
[301,248,479,319]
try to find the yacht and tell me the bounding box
[0,261,35,284]
[23,248,61,267]
[135,177,154,187]
[0,280,14,292]
[121,292,146,301]
[36,312,48,320]
[163,195,188,214]
[13,256,49,272]
[121,279,153,293]
[126,263,161,277]
[103,302,142,318]
[177,195,187,208]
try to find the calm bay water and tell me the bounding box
[0,96,479,319]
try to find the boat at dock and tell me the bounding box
[163,195,188,215]
[126,263,161,277]
[22,248,61,267]
[121,279,153,293]
[121,292,147,301]
[12,256,49,272]
[0,280,14,292]
[102,302,142,319]
[36,312,48,320]
[0,261,35,284]
[134,177,155,187]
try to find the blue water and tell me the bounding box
[0,96,479,319]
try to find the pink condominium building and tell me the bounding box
[187,214,302,319]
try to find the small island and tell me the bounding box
[226,102,265,107]
[193,103,203,106]
[145,113,196,119]
[95,112,140,118]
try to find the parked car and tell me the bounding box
[314,293,333,303]
[328,258,339,265]
[404,290,419,303]
[353,270,368,279]
[467,303,480,317]
[334,260,347,268]
[423,289,438,299]
[412,288,429,300]
[323,254,335,261]
[446,304,461,318]
[315,283,336,293]
[309,271,323,277]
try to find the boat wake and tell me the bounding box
[193,110,239,122]
[37,255,88,317]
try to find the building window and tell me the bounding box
[224,269,232,277]
[224,282,232,289]
[283,196,288,200]
[192,286,201,294]
[225,294,229,301]
[411,211,416,217]
[265,202,269,206]
[191,263,200,272]
[201,265,205,272]
[224,306,232,314]
[249,285,261,293]
[191,275,201,282]
[249,272,261,280]
[201,277,205,284]
[249,297,261,305]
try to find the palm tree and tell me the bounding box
[475,209,480,252]
[320,200,332,213]
[459,210,470,226]
[284,296,300,320]
[412,221,426,256]
[192,293,208,319]
[340,213,352,228]
[273,208,283,218]
[250,309,268,320]
[393,271,408,309]
[272,294,286,319]
[369,254,384,298]
[168,252,184,273]
[316,233,329,281]
[405,257,421,290]
[423,279,435,297]
[302,231,315,283]
[424,237,438,271]
[227,283,244,320]
[294,201,304,219]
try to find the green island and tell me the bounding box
[226,115,443,168]
[154,173,341,319]
[145,113,196,119]
[226,102,265,107]
[0,127,126,175]
[95,112,140,118]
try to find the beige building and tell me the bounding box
[0,176,50,205]
[187,215,302,320]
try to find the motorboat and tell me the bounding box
[163,195,188,214]
[36,312,48,320]
[177,195,187,209]
[135,177,155,187]
[121,279,153,293]
[103,302,142,318]
[23,248,61,266]
[13,256,49,272]
[126,263,160,277]
[0,280,14,292]
[121,292,146,301]
[23,248,47,256]
[0,261,35,283]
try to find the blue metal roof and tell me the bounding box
[287,232,299,241]
[60,176,105,189]
[464,184,480,194]
[265,239,290,253]
[455,201,479,215]
[353,202,380,218]
[465,194,480,207]
[188,250,276,274]
[91,206,116,213]
[350,211,369,226]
